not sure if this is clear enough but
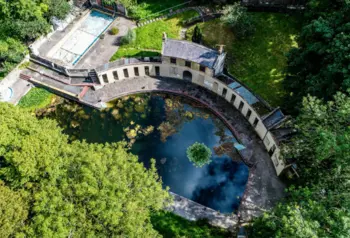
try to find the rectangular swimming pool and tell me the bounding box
[52,10,114,65]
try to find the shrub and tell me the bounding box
[221,3,255,39]
[120,29,136,45]
[110,27,119,35]
[187,142,212,167]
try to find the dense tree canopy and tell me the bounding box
[0,103,170,237]
[250,92,350,237]
[0,181,28,237]
[0,0,71,76]
[283,0,350,113]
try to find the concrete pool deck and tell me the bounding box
[36,9,122,67]
[75,17,136,68]
[49,10,114,65]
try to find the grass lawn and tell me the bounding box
[18,87,54,111]
[130,0,189,19]
[151,211,231,237]
[187,13,301,107]
[110,10,199,61]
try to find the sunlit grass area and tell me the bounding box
[187,13,301,106]
[130,0,188,19]
[18,87,54,110]
[111,10,199,61]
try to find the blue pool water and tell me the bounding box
[47,94,249,213]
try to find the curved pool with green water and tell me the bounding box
[44,93,249,213]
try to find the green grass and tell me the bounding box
[151,211,231,238]
[18,87,54,110]
[111,10,199,61]
[187,13,301,107]
[111,49,160,61]
[130,0,188,19]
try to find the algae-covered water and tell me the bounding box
[43,93,249,213]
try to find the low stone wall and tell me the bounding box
[168,192,238,230]
[95,61,285,175]
[30,54,90,78]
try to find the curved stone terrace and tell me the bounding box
[21,65,286,224]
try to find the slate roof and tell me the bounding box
[162,39,220,69]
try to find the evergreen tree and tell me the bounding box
[187,142,212,167]
[192,25,202,44]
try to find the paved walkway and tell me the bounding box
[0,59,33,105]
[169,192,238,230]
[75,17,136,68]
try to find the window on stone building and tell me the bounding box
[269,145,276,157]
[239,101,244,111]
[123,69,129,78]
[102,74,108,83]
[230,94,236,103]
[246,109,252,119]
[170,67,178,75]
[155,66,160,76]
[185,61,191,68]
[134,67,139,76]
[170,57,176,64]
[200,65,206,72]
[145,66,150,76]
[253,118,259,128]
[113,71,119,80]
[222,88,227,97]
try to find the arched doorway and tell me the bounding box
[183,71,192,82]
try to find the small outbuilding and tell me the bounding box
[161,33,226,77]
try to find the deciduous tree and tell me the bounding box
[221,3,254,39]
[250,92,350,237]
[283,0,350,113]
[0,103,170,237]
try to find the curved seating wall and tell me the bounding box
[96,62,285,175]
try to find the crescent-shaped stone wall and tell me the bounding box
[95,59,285,175]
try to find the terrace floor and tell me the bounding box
[75,17,136,68]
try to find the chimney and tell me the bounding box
[218,45,225,54]
[162,32,167,42]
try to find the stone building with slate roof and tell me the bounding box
[161,34,226,79]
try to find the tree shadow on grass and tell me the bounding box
[191,13,301,106]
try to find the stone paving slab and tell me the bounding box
[169,192,238,230]
[7,79,33,105]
